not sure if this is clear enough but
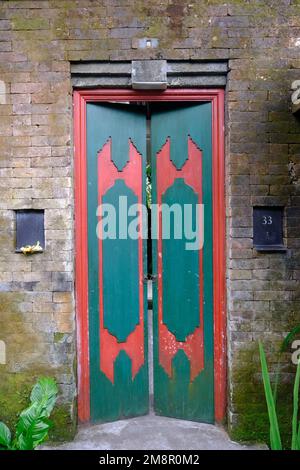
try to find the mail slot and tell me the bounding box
[16,209,45,252]
[253,206,285,251]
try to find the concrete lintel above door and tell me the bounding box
[71,60,228,88]
[131,60,167,90]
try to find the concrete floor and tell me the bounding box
[45,414,266,450]
[44,304,266,451]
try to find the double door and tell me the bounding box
[85,99,215,423]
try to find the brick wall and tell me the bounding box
[0,0,299,443]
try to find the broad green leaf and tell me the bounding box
[17,418,50,450]
[15,402,52,450]
[259,341,282,450]
[16,402,39,431]
[30,377,58,402]
[291,359,300,450]
[0,422,11,449]
[30,377,58,415]
[16,432,33,451]
[14,377,58,450]
[15,402,40,441]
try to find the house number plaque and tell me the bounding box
[253,206,285,251]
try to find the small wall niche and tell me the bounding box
[0,340,6,365]
[15,209,45,253]
[253,206,285,252]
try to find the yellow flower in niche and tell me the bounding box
[20,241,43,255]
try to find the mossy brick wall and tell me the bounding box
[0,0,300,444]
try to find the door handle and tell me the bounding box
[143,274,158,283]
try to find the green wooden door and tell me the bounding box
[87,103,149,422]
[86,101,214,423]
[151,102,214,423]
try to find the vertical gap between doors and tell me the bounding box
[146,104,154,411]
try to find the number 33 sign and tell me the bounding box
[253,207,285,251]
[262,216,272,225]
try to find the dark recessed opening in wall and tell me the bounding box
[15,209,45,253]
[253,206,286,252]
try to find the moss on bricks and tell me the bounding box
[0,371,76,443]
[0,372,33,430]
[229,343,294,449]
[54,332,66,343]
[0,294,76,443]
[11,17,49,31]
[49,403,77,442]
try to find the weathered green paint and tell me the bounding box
[162,178,200,341]
[153,350,214,422]
[87,103,148,422]
[89,102,146,171]
[102,179,139,342]
[89,350,148,422]
[151,102,214,423]
[152,102,208,170]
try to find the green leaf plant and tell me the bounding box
[259,335,300,450]
[0,377,58,450]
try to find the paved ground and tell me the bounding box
[45,414,266,450]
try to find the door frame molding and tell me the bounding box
[73,88,226,423]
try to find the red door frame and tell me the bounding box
[73,89,226,423]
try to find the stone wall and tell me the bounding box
[0,0,299,443]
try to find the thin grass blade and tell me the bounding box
[291,359,300,450]
[281,325,300,353]
[259,341,282,450]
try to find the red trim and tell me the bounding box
[74,90,90,422]
[73,88,226,423]
[212,90,226,422]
